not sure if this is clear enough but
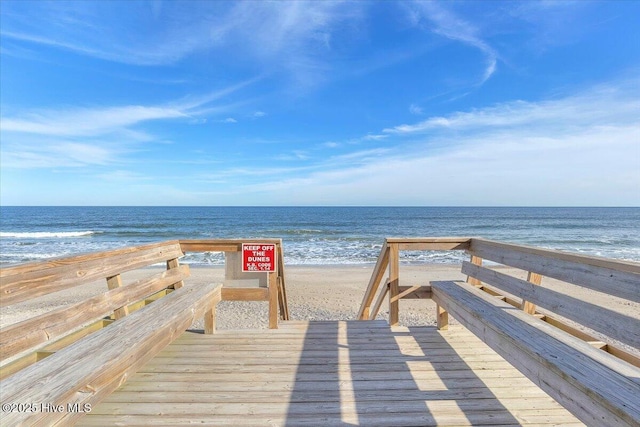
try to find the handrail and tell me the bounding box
[358,236,640,366]
[357,237,471,321]
[356,241,390,320]
[179,239,289,327]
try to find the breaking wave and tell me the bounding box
[0,231,97,239]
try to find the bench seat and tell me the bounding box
[432,280,640,427]
[1,282,222,426]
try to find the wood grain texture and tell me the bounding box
[357,243,389,320]
[106,274,128,319]
[179,239,282,254]
[369,280,389,320]
[268,271,278,329]
[0,283,222,427]
[469,238,640,302]
[432,280,640,427]
[80,321,580,427]
[276,245,289,320]
[388,243,400,326]
[520,271,542,314]
[461,261,640,350]
[0,241,184,306]
[1,266,190,362]
[221,287,269,301]
[166,258,184,289]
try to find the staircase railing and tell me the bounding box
[357,237,471,324]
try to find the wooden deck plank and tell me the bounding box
[89,399,571,416]
[79,413,584,427]
[432,280,640,427]
[134,361,520,375]
[95,388,558,407]
[117,374,543,392]
[81,322,583,426]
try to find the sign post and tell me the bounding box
[242,243,276,272]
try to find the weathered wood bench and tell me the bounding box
[431,238,640,427]
[0,241,222,425]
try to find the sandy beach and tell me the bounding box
[209,264,469,330]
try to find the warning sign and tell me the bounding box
[242,243,276,272]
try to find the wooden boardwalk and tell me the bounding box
[80,320,583,426]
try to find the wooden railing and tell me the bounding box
[179,239,289,328]
[1,240,193,379]
[0,239,290,380]
[357,237,471,323]
[358,236,640,366]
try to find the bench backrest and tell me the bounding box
[465,238,640,351]
[1,282,222,426]
[0,240,184,306]
[0,241,189,377]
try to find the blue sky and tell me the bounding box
[1,1,638,206]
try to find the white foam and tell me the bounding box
[0,231,96,239]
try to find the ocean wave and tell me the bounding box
[0,231,97,239]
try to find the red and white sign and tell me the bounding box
[242,243,276,272]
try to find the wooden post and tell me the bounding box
[166,258,184,289]
[106,274,129,319]
[467,255,483,287]
[388,243,400,326]
[204,306,216,334]
[268,271,278,329]
[521,272,543,314]
[437,304,448,330]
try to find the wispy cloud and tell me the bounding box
[362,134,388,141]
[2,74,258,139]
[232,80,640,205]
[409,2,498,84]
[1,140,120,169]
[0,1,360,91]
[1,105,187,137]
[276,151,310,162]
[0,78,256,168]
[384,82,640,135]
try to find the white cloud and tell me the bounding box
[0,1,361,93]
[384,83,640,135]
[276,151,310,161]
[410,2,498,84]
[0,79,255,169]
[1,140,119,168]
[248,124,639,206]
[223,118,237,123]
[1,105,187,137]
[230,80,640,206]
[253,111,267,118]
[362,134,388,141]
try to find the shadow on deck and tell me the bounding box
[79,321,582,426]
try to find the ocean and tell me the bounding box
[1,206,638,266]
